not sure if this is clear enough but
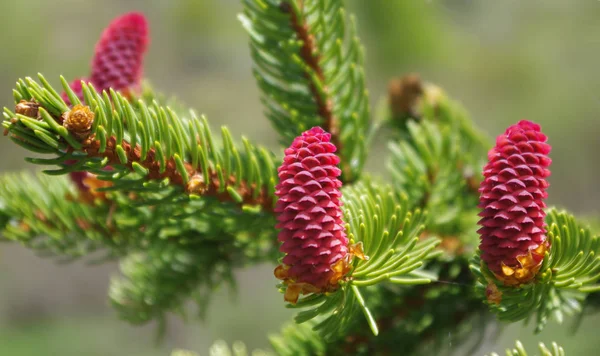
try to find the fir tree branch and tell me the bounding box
[386,78,489,207]
[0,170,278,326]
[269,258,485,355]
[2,75,285,329]
[270,82,494,353]
[239,0,371,182]
[78,134,272,210]
[279,82,492,355]
[110,241,236,326]
[282,179,441,340]
[386,85,491,254]
[0,172,128,260]
[279,0,338,145]
[4,75,278,212]
[471,210,600,332]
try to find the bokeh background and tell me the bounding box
[1,0,600,355]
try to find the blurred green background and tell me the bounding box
[1,0,600,355]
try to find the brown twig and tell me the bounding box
[81,135,274,212]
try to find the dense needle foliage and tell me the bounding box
[1,1,598,355]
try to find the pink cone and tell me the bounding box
[89,12,148,94]
[477,120,551,284]
[275,127,348,289]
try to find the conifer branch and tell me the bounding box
[110,241,236,327]
[269,83,492,353]
[0,170,279,325]
[77,133,272,210]
[281,179,441,340]
[239,0,371,182]
[0,172,128,260]
[471,209,600,332]
[387,79,489,208]
[2,75,282,328]
[387,85,490,254]
[4,75,278,212]
[0,6,595,355]
[279,0,339,146]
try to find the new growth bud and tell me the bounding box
[388,73,423,119]
[62,104,94,140]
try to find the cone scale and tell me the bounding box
[477,120,551,287]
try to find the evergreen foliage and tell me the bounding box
[0,172,128,260]
[486,340,565,356]
[471,209,600,332]
[239,0,371,182]
[0,1,595,355]
[283,180,440,340]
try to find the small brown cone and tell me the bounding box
[62,104,95,140]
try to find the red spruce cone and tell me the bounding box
[90,12,148,95]
[61,12,149,105]
[274,127,350,303]
[477,120,551,286]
